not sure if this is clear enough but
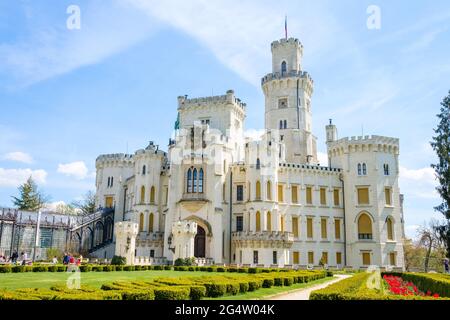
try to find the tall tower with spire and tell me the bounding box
[261,37,317,164]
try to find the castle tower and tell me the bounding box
[261,38,317,164]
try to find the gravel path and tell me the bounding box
[268,274,352,300]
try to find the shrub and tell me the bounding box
[47,265,58,272]
[11,266,24,273]
[154,287,190,300]
[189,286,206,300]
[283,276,294,286]
[204,283,227,297]
[153,265,163,270]
[163,266,172,271]
[115,265,124,271]
[238,282,249,293]
[188,266,195,271]
[32,265,48,272]
[207,266,216,272]
[237,268,248,273]
[227,267,237,273]
[199,266,207,272]
[121,290,155,300]
[248,267,258,274]
[134,265,142,271]
[123,265,135,271]
[92,265,105,272]
[79,265,92,272]
[262,278,274,288]
[0,265,12,273]
[217,267,225,272]
[104,265,114,272]
[111,255,126,266]
[248,281,261,292]
[274,277,283,286]
[57,265,66,272]
[226,282,240,295]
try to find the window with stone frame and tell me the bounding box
[278,98,288,108]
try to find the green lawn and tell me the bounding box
[210,276,336,300]
[0,271,248,290]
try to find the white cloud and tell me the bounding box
[404,224,420,240]
[244,129,265,141]
[0,2,159,86]
[123,0,353,87]
[0,168,47,187]
[399,166,439,199]
[57,161,89,180]
[2,151,33,164]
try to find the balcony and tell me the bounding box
[232,231,294,248]
[358,233,373,240]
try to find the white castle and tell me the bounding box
[94,37,406,269]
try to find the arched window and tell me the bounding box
[386,217,394,240]
[256,158,261,170]
[256,211,261,232]
[107,177,110,188]
[283,120,287,129]
[279,120,283,129]
[280,216,285,232]
[256,181,261,200]
[199,169,204,193]
[281,61,287,74]
[357,163,362,175]
[362,163,367,175]
[139,213,144,232]
[150,186,155,203]
[148,213,154,233]
[142,165,146,175]
[140,186,145,204]
[193,168,198,192]
[187,169,192,193]
[267,211,272,231]
[267,181,272,200]
[358,213,373,239]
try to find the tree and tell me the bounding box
[431,90,450,258]
[11,176,49,211]
[418,219,444,272]
[72,190,96,216]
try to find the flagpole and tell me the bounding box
[285,15,287,39]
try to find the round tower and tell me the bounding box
[261,38,316,164]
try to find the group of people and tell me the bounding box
[0,251,30,265]
[62,253,82,266]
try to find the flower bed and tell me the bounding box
[383,275,439,298]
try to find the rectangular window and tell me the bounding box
[385,188,392,206]
[150,250,155,258]
[237,185,244,201]
[333,189,340,206]
[307,217,313,238]
[239,250,242,263]
[292,217,299,237]
[336,252,342,265]
[291,185,298,203]
[308,251,314,265]
[236,216,243,232]
[273,251,277,264]
[362,252,371,265]
[278,184,284,202]
[306,187,313,205]
[389,252,396,266]
[278,98,288,108]
[321,252,328,265]
[320,188,326,205]
[105,196,114,208]
[334,219,341,240]
[253,251,258,264]
[321,218,327,239]
[293,252,300,265]
[357,187,369,205]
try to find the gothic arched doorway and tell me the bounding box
[194,225,206,258]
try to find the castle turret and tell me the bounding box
[262,38,316,164]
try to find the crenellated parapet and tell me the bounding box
[96,153,134,169]
[261,70,313,96]
[177,89,246,111]
[327,135,399,157]
[271,37,303,50]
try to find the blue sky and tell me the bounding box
[0,0,449,239]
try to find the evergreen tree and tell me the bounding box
[431,91,450,258]
[11,176,48,211]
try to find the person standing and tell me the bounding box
[52,256,58,264]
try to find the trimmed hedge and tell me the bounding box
[154,287,190,300]
[382,272,450,298]
[0,266,12,273]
